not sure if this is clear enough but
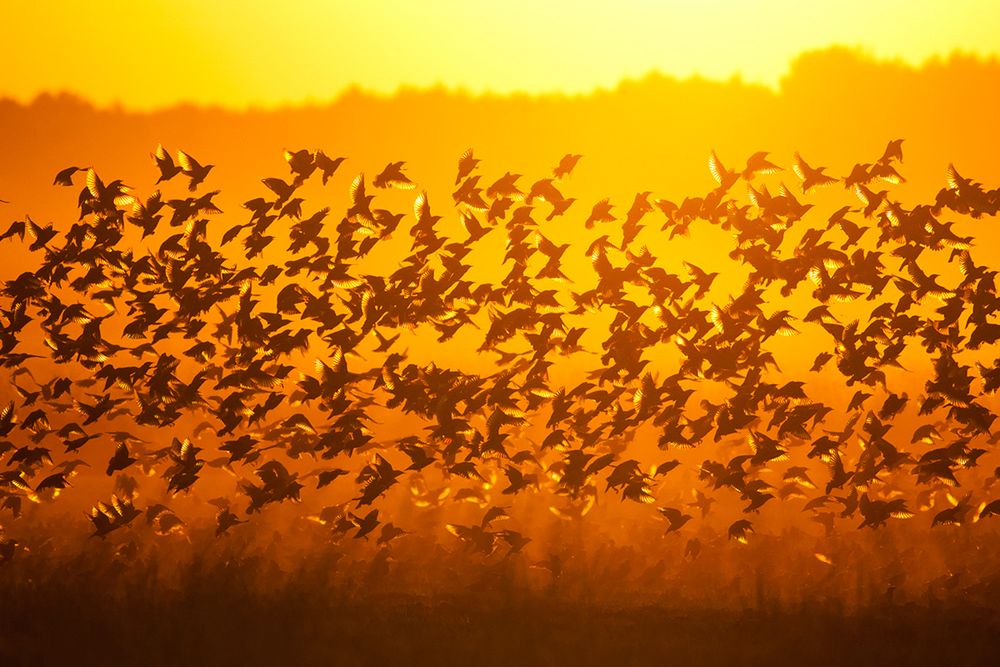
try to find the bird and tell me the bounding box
[177,150,214,190]
[658,506,693,534]
[879,139,904,165]
[106,442,137,476]
[53,165,89,187]
[373,161,416,190]
[353,509,380,539]
[708,151,738,190]
[728,519,754,544]
[151,144,182,183]
[315,151,347,184]
[215,507,246,535]
[792,152,838,192]
[87,495,140,538]
[553,154,582,180]
[585,198,615,228]
[456,148,480,184]
[741,151,782,180]
[978,499,1000,521]
[35,472,71,493]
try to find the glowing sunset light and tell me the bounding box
[2,0,998,109]
[4,2,1000,663]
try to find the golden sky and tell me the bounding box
[3,1,997,108]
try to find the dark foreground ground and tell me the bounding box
[2,582,999,666]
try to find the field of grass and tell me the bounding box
[3,570,999,666]
[3,523,1000,666]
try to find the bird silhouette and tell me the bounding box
[658,506,693,534]
[177,150,214,190]
[53,165,89,187]
[553,154,582,180]
[0,142,997,585]
[152,144,182,183]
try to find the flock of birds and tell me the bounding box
[2,139,1000,564]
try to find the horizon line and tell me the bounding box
[3,46,998,115]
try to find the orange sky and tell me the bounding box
[3,1,998,109]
